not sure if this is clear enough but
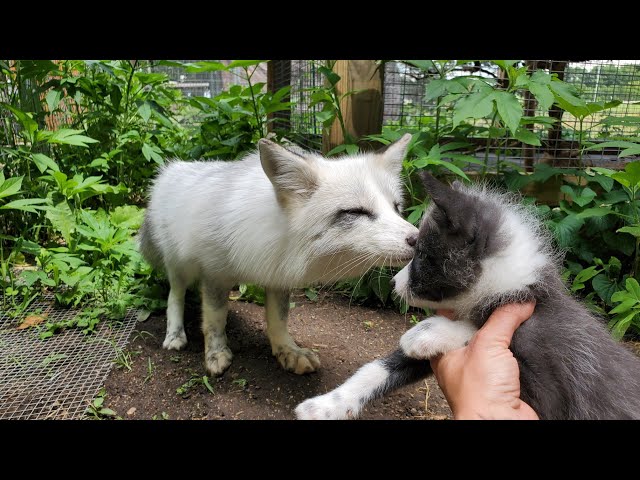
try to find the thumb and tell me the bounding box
[474,301,536,349]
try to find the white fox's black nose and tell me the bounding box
[406,233,418,247]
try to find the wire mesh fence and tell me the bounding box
[287,60,324,151]
[0,294,138,420]
[383,60,640,169]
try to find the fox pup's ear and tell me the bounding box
[419,172,467,232]
[258,139,318,205]
[376,133,412,175]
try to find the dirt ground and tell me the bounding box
[104,290,453,420]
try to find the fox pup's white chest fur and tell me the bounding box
[139,135,418,376]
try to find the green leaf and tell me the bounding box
[45,89,61,112]
[305,288,318,301]
[326,144,347,156]
[567,186,596,207]
[0,198,48,213]
[514,74,530,88]
[137,102,151,122]
[345,144,359,155]
[45,201,76,244]
[575,207,615,219]
[610,312,636,340]
[142,143,164,165]
[110,86,122,112]
[548,214,583,248]
[625,278,640,300]
[573,266,601,284]
[318,66,340,87]
[624,161,640,188]
[202,376,215,394]
[0,175,23,199]
[452,89,494,128]
[369,272,392,304]
[549,80,586,107]
[617,226,640,237]
[493,91,523,136]
[424,79,447,102]
[528,82,554,111]
[110,205,144,230]
[586,173,613,192]
[31,153,59,173]
[98,408,116,417]
[602,189,629,205]
[592,273,621,305]
[405,60,436,71]
[609,298,637,315]
[530,70,551,85]
[39,129,98,148]
[185,61,227,73]
[584,141,639,151]
[1,103,38,142]
[406,204,426,225]
[620,145,640,158]
[227,60,264,69]
[514,128,541,146]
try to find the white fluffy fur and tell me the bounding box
[142,135,418,375]
[146,140,416,288]
[399,315,477,359]
[295,360,389,420]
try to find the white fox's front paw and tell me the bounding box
[400,316,477,359]
[163,330,187,350]
[273,345,321,375]
[205,347,233,376]
[295,391,359,420]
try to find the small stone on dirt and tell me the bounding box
[127,407,137,416]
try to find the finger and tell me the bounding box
[436,309,456,320]
[474,301,536,348]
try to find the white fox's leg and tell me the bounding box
[201,281,233,376]
[266,288,320,375]
[163,270,188,350]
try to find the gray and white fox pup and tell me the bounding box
[138,135,419,376]
[296,173,640,419]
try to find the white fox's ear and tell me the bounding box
[258,139,318,204]
[377,133,412,175]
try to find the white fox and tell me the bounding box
[138,134,418,376]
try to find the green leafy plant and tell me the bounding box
[176,373,215,397]
[85,388,117,419]
[608,278,640,340]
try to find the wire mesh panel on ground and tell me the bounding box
[0,294,138,419]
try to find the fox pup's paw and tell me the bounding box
[274,345,321,375]
[205,347,233,376]
[400,315,477,359]
[163,330,187,350]
[295,391,358,420]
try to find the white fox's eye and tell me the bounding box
[340,208,373,218]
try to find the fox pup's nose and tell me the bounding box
[406,233,418,247]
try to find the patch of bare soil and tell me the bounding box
[104,291,453,420]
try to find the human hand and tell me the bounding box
[430,302,539,420]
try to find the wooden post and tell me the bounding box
[266,60,291,135]
[322,60,384,153]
